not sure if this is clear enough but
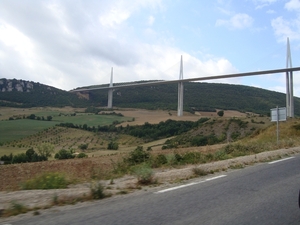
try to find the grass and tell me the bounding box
[0,120,57,142]
[53,114,131,127]
[21,172,69,190]
[0,107,131,144]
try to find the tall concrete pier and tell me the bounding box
[107,67,113,108]
[286,38,294,117]
[177,55,184,117]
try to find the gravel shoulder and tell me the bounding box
[1,147,300,216]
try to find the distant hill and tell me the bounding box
[84,81,300,116]
[0,78,89,107]
[1,78,299,116]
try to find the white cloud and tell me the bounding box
[252,0,278,9]
[266,9,276,14]
[216,13,253,29]
[0,0,241,91]
[147,16,155,26]
[285,0,300,11]
[271,16,300,42]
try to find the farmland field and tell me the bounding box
[0,120,57,142]
[0,107,132,143]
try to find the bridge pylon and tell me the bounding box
[286,37,294,118]
[107,67,113,108]
[177,55,184,116]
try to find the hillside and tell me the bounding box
[0,79,89,107]
[82,81,300,115]
[1,78,300,115]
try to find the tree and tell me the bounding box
[11,153,28,164]
[47,116,53,121]
[217,110,224,117]
[79,143,88,150]
[55,149,75,160]
[37,143,54,160]
[26,148,36,161]
[107,141,119,150]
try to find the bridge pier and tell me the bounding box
[177,55,184,117]
[286,38,294,118]
[107,67,113,108]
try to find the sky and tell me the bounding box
[1,0,300,97]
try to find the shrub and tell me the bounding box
[0,153,13,164]
[192,167,208,176]
[132,164,154,185]
[55,149,75,160]
[125,146,150,165]
[155,154,168,165]
[5,202,28,216]
[90,182,105,199]
[77,152,88,158]
[79,143,88,150]
[107,141,119,150]
[11,153,29,164]
[21,172,68,190]
[217,110,224,117]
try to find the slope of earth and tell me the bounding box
[1,147,300,214]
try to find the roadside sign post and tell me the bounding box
[270,106,287,145]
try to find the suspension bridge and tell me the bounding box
[71,38,300,118]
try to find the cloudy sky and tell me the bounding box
[1,0,300,96]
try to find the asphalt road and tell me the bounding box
[3,155,300,225]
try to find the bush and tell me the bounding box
[155,154,168,165]
[132,164,154,185]
[125,146,150,165]
[21,172,68,190]
[90,182,105,199]
[77,152,88,158]
[79,143,88,150]
[192,167,208,176]
[107,141,119,150]
[55,149,75,160]
[11,153,29,164]
[217,110,224,117]
[0,153,13,163]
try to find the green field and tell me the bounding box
[0,114,132,143]
[0,120,57,143]
[53,114,131,127]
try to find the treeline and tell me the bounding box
[57,118,210,142]
[0,145,88,165]
[7,114,53,121]
[0,146,51,164]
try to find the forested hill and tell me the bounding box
[0,78,89,107]
[1,78,300,116]
[84,81,300,116]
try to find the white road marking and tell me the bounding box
[268,156,294,164]
[155,175,227,194]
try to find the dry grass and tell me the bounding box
[0,107,279,192]
[0,155,123,191]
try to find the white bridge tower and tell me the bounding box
[107,67,113,108]
[286,38,294,118]
[177,55,184,116]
